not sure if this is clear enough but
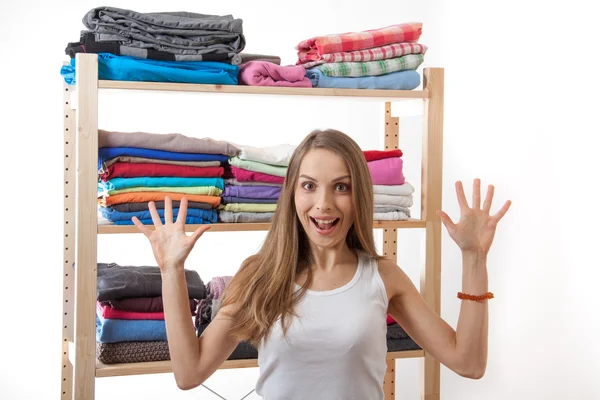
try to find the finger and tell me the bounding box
[436,210,456,233]
[492,200,512,222]
[148,201,163,227]
[176,197,188,226]
[190,225,211,245]
[482,184,494,214]
[472,178,481,210]
[131,216,152,238]
[455,181,469,212]
[164,196,173,224]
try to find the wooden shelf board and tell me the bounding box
[98,80,429,99]
[96,350,424,378]
[98,219,426,234]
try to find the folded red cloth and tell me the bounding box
[100,163,223,181]
[97,302,165,320]
[363,149,403,162]
[387,315,396,324]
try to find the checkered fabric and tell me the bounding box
[298,42,427,68]
[295,22,422,58]
[316,54,424,77]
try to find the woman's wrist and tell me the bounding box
[161,262,185,277]
[462,249,487,263]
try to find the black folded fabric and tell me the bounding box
[65,32,235,63]
[97,262,206,301]
[197,322,258,359]
[386,322,409,340]
[386,323,421,352]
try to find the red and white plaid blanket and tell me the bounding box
[298,42,427,68]
[295,22,422,58]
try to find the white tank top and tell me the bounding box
[256,251,389,399]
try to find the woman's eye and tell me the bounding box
[335,183,349,191]
[302,182,315,190]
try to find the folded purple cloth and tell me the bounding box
[222,185,281,199]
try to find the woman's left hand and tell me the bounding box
[436,178,511,256]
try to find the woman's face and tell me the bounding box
[294,148,354,249]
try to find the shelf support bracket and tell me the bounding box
[72,53,100,400]
[420,67,444,400]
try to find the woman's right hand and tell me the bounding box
[132,196,211,272]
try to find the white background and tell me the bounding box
[1,1,599,399]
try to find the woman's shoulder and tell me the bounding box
[376,256,412,300]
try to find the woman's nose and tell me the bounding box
[315,189,333,211]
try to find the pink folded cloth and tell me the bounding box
[97,302,165,320]
[367,157,405,185]
[230,166,285,185]
[387,315,396,324]
[208,276,233,299]
[239,61,312,87]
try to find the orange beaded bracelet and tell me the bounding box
[457,292,494,301]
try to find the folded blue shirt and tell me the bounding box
[61,53,239,85]
[98,147,228,169]
[96,312,167,343]
[305,68,421,90]
[111,216,212,225]
[99,207,218,223]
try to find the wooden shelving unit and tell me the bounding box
[62,53,444,400]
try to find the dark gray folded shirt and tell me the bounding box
[97,262,206,301]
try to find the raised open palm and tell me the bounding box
[436,179,511,256]
[132,196,211,271]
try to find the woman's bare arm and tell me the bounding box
[132,196,241,389]
[161,268,240,389]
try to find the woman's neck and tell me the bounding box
[307,242,356,272]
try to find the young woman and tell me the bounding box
[132,129,511,399]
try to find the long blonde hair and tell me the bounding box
[220,129,381,346]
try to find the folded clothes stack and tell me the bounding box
[364,149,414,220]
[296,22,428,90]
[60,6,281,85]
[95,262,206,364]
[97,129,239,225]
[219,142,296,223]
[195,276,233,330]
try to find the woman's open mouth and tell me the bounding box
[310,217,340,235]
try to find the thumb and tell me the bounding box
[189,225,211,246]
[436,210,455,232]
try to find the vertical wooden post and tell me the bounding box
[420,68,444,400]
[382,102,400,400]
[61,79,76,400]
[73,53,99,400]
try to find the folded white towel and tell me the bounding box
[374,211,410,221]
[374,206,411,216]
[373,182,415,196]
[230,142,297,166]
[374,193,413,208]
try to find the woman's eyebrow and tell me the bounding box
[332,175,351,182]
[299,174,351,182]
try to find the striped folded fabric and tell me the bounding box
[299,42,427,68]
[317,54,424,78]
